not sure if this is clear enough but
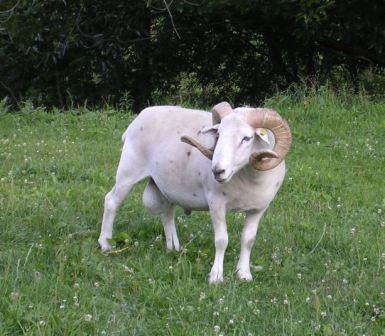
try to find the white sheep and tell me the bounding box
[98,102,292,283]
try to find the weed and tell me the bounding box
[0,90,384,335]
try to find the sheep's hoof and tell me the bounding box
[236,269,253,282]
[166,240,180,252]
[98,238,112,252]
[209,276,224,285]
[209,270,224,284]
[166,246,180,253]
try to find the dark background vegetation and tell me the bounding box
[1,0,384,112]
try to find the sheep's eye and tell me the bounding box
[241,136,252,144]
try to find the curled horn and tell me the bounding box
[180,135,213,159]
[212,101,233,125]
[246,108,292,171]
[180,102,233,160]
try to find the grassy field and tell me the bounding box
[0,89,384,335]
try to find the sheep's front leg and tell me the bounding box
[236,209,266,281]
[208,203,228,284]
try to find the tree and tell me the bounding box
[1,0,384,111]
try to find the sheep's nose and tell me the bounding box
[212,167,225,179]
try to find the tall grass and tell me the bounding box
[0,88,384,335]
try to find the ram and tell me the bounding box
[98,102,292,283]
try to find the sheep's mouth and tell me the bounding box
[215,171,233,184]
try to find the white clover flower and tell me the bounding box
[84,314,92,322]
[213,325,220,333]
[10,292,19,300]
[320,311,327,318]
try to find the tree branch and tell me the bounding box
[316,37,385,66]
[163,0,181,39]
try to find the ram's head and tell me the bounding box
[181,102,292,183]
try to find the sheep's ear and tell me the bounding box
[199,124,219,135]
[255,128,270,144]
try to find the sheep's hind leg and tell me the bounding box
[161,206,179,251]
[143,179,180,251]
[98,148,146,251]
[99,182,132,251]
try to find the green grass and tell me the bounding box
[0,90,384,335]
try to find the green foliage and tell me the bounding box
[1,1,384,111]
[0,89,385,334]
[0,97,10,115]
[358,67,385,98]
